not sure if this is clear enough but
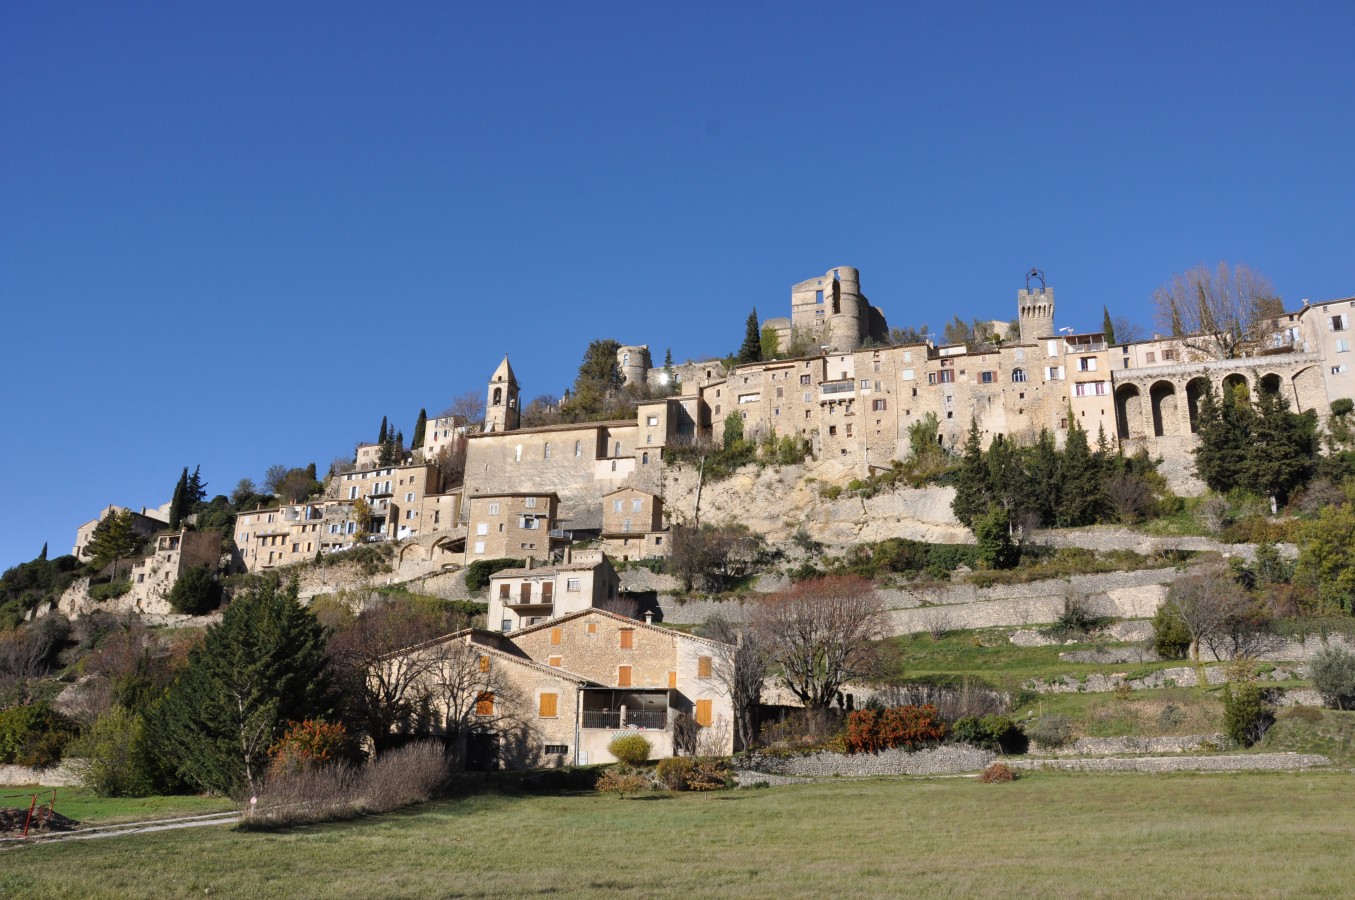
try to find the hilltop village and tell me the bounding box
[55,264,1355,619]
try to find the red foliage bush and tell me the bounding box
[844,705,948,754]
[268,719,352,776]
[979,762,1017,783]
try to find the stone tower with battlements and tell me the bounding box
[1017,269,1056,344]
[485,355,520,433]
[777,266,889,354]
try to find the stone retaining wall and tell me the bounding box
[0,762,82,787]
[1009,753,1328,773]
[1033,734,1226,756]
[735,745,995,778]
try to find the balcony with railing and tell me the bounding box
[582,709,668,730]
[819,380,855,398]
[581,689,670,731]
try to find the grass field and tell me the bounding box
[3,771,1353,898]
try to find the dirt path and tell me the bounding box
[0,810,239,847]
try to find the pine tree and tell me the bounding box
[1243,388,1318,510]
[986,434,1025,515]
[413,408,427,449]
[169,468,189,530]
[1193,382,1253,493]
[737,308,763,364]
[1102,306,1116,345]
[951,420,991,528]
[1024,428,1061,526]
[148,578,331,796]
[83,510,147,573]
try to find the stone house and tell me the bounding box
[125,529,222,613]
[599,487,669,561]
[486,548,620,632]
[465,492,559,563]
[72,503,169,560]
[389,608,736,769]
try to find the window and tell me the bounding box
[499,583,510,599]
[587,621,596,634]
[901,368,915,381]
[539,693,558,718]
[475,692,495,716]
[550,627,562,644]
[613,500,623,513]
[514,445,522,462]
[1145,351,1156,363]
[349,486,358,500]
[800,374,811,385]
[928,371,954,384]
[1163,349,1178,361]
[1046,340,1059,357]
[1078,357,1096,371]
[549,656,562,666]
[405,492,414,503]
[476,523,488,536]
[1332,364,1349,374]
[828,425,837,436]
[642,452,649,464]
[647,415,659,426]
[695,699,713,727]
[980,371,995,384]
[668,671,678,688]
[860,379,870,390]
[1012,368,1026,383]
[776,387,783,398]
[1045,366,1065,381]
[845,423,853,437]
[525,496,538,508]
[1332,315,1349,332]
[488,502,500,515]
[698,656,712,678]
[617,665,632,687]
[543,443,551,459]
[632,499,643,512]
[619,629,634,649]
[574,440,582,457]
[519,582,532,603]
[1337,340,1350,352]
[872,398,887,411]
[502,618,513,632]
[479,655,491,673]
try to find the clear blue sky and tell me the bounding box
[3,1,1353,570]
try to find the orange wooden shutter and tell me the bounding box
[498,583,510,599]
[476,692,495,716]
[539,693,558,718]
[549,656,562,667]
[619,629,634,649]
[695,699,712,727]
[550,627,562,645]
[618,665,632,687]
[698,655,712,678]
[479,654,490,673]
[667,670,677,689]
[587,622,597,634]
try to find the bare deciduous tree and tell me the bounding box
[418,637,526,767]
[432,437,468,489]
[1150,262,1282,359]
[443,391,486,430]
[698,615,769,751]
[1111,316,1147,344]
[753,576,887,709]
[669,524,766,593]
[1165,568,1279,661]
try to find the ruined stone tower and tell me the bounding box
[784,266,889,353]
[616,345,652,387]
[1017,269,1056,344]
[485,355,520,433]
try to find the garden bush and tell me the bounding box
[595,769,650,797]
[655,756,695,790]
[758,707,845,752]
[268,719,353,777]
[0,701,78,767]
[608,734,652,766]
[68,706,157,797]
[464,558,523,592]
[950,715,1027,754]
[1152,602,1192,660]
[1022,714,1072,749]
[844,705,947,754]
[685,757,734,791]
[1223,667,1273,747]
[1308,644,1355,710]
[979,762,1017,783]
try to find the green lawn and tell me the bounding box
[1,785,232,827]
[3,772,1353,898]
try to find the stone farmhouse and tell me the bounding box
[387,607,735,769]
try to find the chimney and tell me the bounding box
[644,611,654,625]
[526,557,534,571]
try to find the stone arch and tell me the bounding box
[1185,377,1209,433]
[1221,373,1249,403]
[1259,373,1282,396]
[493,387,503,405]
[1150,380,1178,437]
[1115,384,1142,439]
[1290,365,1321,412]
[399,542,425,564]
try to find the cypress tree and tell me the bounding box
[39,542,47,561]
[187,465,207,507]
[1243,388,1318,510]
[737,308,763,364]
[148,578,331,797]
[951,420,991,528]
[378,416,388,445]
[1058,416,1102,527]
[169,467,189,530]
[413,408,428,449]
[1024,428,1061,526]
[1194,382,1252,493]
[1102,306,1116,345]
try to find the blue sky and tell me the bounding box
[3,1,1353,570]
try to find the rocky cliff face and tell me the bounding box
[653,457,969,548]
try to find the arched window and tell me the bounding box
[514,444,522,462]
[622,353,630,366]
[641,452,649,465]
[574,440,582,458]
[1012,368,1027,383]
[493,387,502,404]
[543,443,551,459]
[614,441,621,457]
